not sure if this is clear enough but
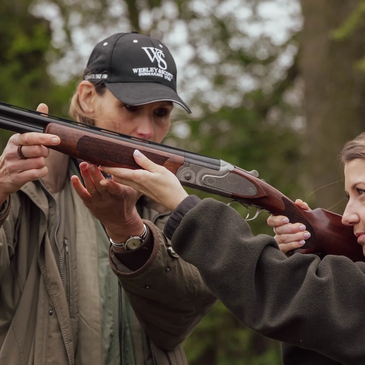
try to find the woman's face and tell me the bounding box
[92,88,173,143]
[342,158,365,254]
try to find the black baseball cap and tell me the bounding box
[84,32,191,114]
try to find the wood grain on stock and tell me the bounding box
[260,184,363,261]
[45,123,184,174]
[288,207,363,262]
[232,169,363,262]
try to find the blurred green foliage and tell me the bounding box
[331,0,365,40]
[0,0,78,150]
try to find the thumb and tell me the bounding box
[36,103,49,114]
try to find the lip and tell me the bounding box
[355,232,365,244]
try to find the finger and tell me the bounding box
[15,144,51,160]
[106,171,147,194]
[101,165,144,185]
[100,166,155,198]
[17,145,27,160]
[71,175,92,201]
[15,155,48,172]
[86,164,108,191]
[267,215,290,228]
[15,132,60,148]
[6,141,49,171]
[17,166,49,181]
[99,178,136,196]
[274,222,308,235]
[101,168,136,182]
[78,162,99,194]
[294,198,311,211]
[274,229,311,244]
[278,241,306,254]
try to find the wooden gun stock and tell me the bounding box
[0,101,362,261]
[223,168,363,261]
[291,208,362,261]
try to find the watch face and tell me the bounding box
[126,237,143,250]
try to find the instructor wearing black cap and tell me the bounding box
[82,32,191,113]
[0,32,216,365]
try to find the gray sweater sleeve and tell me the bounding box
[164,195,201,239]
[169,197,365,365]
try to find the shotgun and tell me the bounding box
[0,101,362,261]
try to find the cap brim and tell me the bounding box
[105,82,191,114]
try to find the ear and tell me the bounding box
[78,81,97,116]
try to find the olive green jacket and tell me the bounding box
[0,162,216,365]
[111,198,217,365]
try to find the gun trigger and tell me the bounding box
[244,206,261,221]
[227,201,262,221]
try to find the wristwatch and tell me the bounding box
[109,224,148,250]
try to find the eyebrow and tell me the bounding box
[350,181,365,190]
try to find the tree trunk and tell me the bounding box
[300,0,365,213]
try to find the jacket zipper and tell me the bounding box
[39,180,65,287]
[119,283,123,365]
[148,338,157,365]
[64,238,70,303]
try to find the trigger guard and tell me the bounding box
[245,207,261,221]
[227,201,261,221]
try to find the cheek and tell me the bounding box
[95,111,129,133]
[154,122,170,143]
[113,121,135,135]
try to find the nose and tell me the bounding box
[342,201,359,226]
[136,115,154,140]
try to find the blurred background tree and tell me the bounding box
[1,0,365,363]
[300,0,365,213]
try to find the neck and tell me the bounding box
[41,150,69,194]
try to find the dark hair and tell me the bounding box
[340,132,365,164]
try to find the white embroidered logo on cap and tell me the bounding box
[131,47,173,82]
[141,47,167,70]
